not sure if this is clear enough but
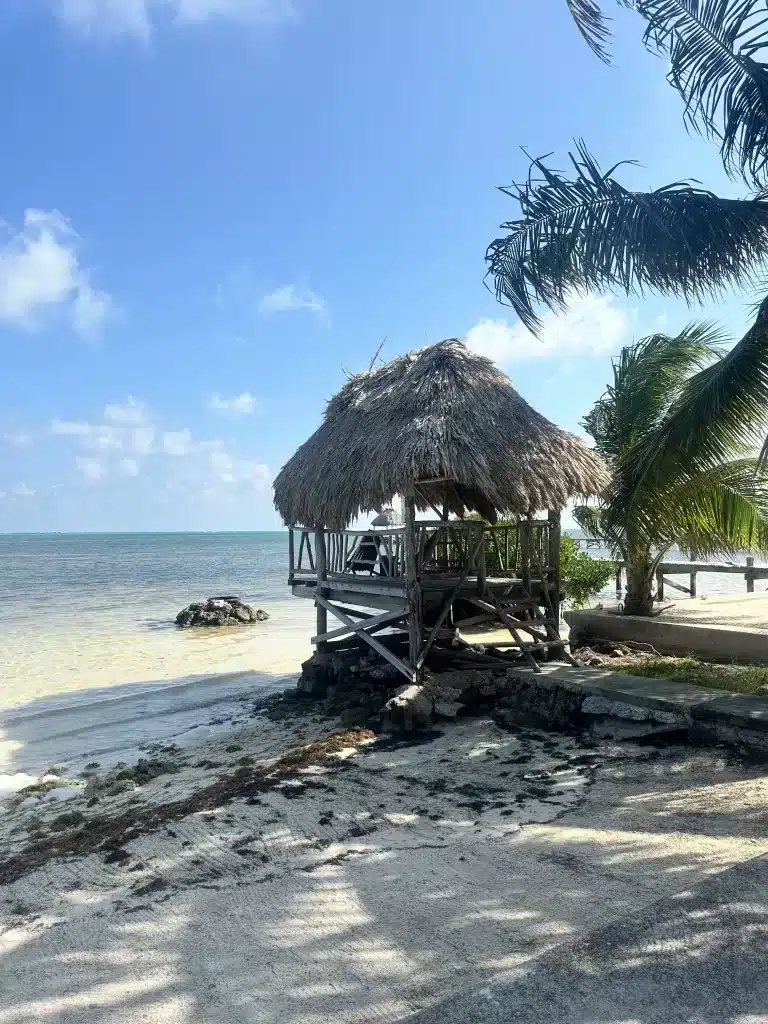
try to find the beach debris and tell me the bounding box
[175,596,269,628]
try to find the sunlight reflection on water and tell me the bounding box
[0,532,315,709]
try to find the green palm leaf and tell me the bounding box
[663,458,768,555]
[485,143,768,333]
[614,303,768,508]
[585,322,726,461]
[565,0,615,60]
[636,0,768,187]
[573,504,628,557]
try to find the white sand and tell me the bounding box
[2,708,768,1023]
[658,591,768,631]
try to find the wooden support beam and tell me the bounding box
[288,527,295,583]
[468,598,549,643]
[488,592,542,673]
[312,606,408,644]
[548,509,561,627]
[661,576,691,595]
[315,528,328,650]
[329,604,384,620]
[452,611,497,630]
[476,523,487,597]
[747,556,756,593]
[314,593,412,681]
[417,531,485,671]
[404,492,422,680]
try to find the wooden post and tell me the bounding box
[288,526,295,584]
[404,492,422,681]
[689,550,697,598]
[548,509,561,626]
[521,516,531,594]
[615,564,623,599]
[314,527,328,651]
[746,556,755,593]
[476,522,487,597]
[656,569,664,602]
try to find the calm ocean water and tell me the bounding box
[0,532,315,711]
[0,531,763,714]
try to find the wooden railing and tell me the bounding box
[288,518,555,583]
[615,557,768,600]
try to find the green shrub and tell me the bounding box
[560,535,615,609]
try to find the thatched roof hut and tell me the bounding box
[273,339,607,529]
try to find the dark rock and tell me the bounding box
[340,706,370,728]
[175,596,269,628]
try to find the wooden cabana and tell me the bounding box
[273,340,607,682]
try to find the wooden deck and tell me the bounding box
[287,518,569,681]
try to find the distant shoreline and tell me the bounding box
[0,529,289,537]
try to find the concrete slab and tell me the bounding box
[410,852,768,1024]
[690,691,768,732]
[502,664,768,756]
[533,664,725,711]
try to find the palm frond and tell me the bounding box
[566,0,615,61]
[486,143,768,333]
[636,0,768,187]
[572,504,628,557]
[662,458,768,555]
[618,299,768,494]
[583,322,726,460]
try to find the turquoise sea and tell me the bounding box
[0,532,315,711]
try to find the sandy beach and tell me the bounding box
[3,687,768,1023]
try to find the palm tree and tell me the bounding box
[485,1,768,613]
[493,2,768,337]
[575,324,768,614]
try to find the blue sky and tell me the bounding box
[0,0,758,531]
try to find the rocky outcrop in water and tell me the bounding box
[175,596,269,628]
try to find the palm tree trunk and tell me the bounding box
[624,550,654,617]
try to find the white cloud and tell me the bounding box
[119,457,140,476]
[51,419,92,436]
[52,406,154,456]
[0,210,110,336]
[175,0,295,25]
[131,426,155,455]
[75,456,106,481]
[74,282,112,336]
[55,0,295,39]
[104,397,146,424]
[10,482,35,497]
[163,428,192,456]
[2,431,31,446]
[210,451,270,488]
[259,284,327,318]
[208,392,257,415]
[465,294,631,367]
[85,426,124,450]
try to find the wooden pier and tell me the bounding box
[615,558,768,602]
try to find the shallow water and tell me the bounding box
[0,532,315,713]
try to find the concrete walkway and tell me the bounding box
[412,850,768,1024]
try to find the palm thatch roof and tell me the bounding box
[273,339,607,528]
